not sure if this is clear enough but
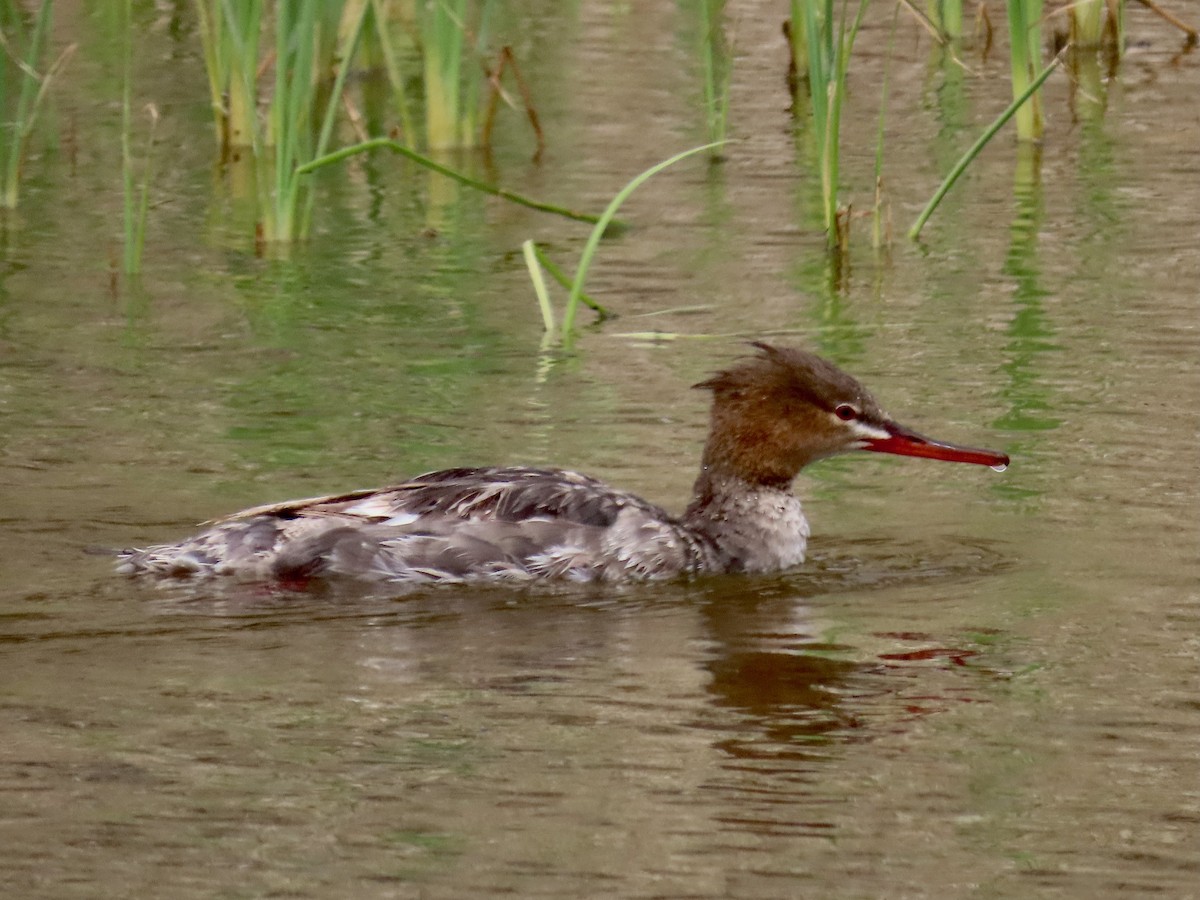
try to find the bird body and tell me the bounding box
[117,344,1007,584]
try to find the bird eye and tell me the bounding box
[834,404,858,421]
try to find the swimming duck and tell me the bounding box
[116,343,1008,583]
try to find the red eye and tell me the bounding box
[835,404,858,421]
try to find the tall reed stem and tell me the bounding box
[195,0,262,152]
[1006,0,1044,142]
[118,0,157,276]
[926,0,964,40]
[908,50,1064,240]
[797,0,869,250]
[520,143,723,343]
[1070,0,1105,47]
[698,0,731,155]
[261,0,368,243]
[1,0,54,208]
[787,0,808,89]
[422,0,490,149]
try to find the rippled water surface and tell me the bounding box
[2,3,1198,898]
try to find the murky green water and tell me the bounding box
[2,3,1198,898]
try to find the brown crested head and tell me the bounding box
[694,342,884,487]
[693,342,1009,488]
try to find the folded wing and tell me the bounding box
[119,467,716,582]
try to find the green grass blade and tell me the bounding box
[297,137,615,227]
[530,243,607,319]
[193,0,226,149]
[787,0,807,82]
[423,0,467,149]
[298,0,370,237]
[126,104,159,274]
[907,50,1064,241]
[872,3,900,248]
[121,0,133,268]
[2,0,53,207]
[216,0,262,151]
[1006,0,1044,141]
[523,239,554,332]
[698,0,731,152]
[315,2,368,161]
[369,0,416,145]
[562,141,725,338]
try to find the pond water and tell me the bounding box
[2,3,1198,898]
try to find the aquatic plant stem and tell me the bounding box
[787,0,808,84]
[798,0,869,251]
[561,142,724,339]
[258,0,369,243]
[698,0,731,154]
[1006,0,1044,142]
[872,4,900,249]
[523,240,554,332]
[907,50,1064,241]
[1070,0,1105,46]
[120,0,158,275]
[297,138,612,227]
[1,0,54,208]
[369,0,416,144]
[423,0,493,148]
[423,0,461,148]
[931,0,963,39]
[826,1,869,250]
[523,240,608,327]
[298,0,369,237]
[194,0,262,152]
[121,103,159,275]
[263,0,313,241]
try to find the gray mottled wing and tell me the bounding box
[121,467,714,582]
[221,467,660,529]
[266,467,702,581]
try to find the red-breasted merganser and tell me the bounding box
[116,343,1008,584]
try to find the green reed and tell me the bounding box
[1068,0,1135,61]
[1006,0,1044,142]
[0,0,71,209]
[264,0,319,242]
[370,0,417,145]
[195,0,262,153]
[928,0,963,41]
[195,1,371,242]
[1071,0,1106,47]
[1065,0,1127,120]
[787,0,807,84]
[871,5,901,249]
[522,142,723,343]
[121,0,157,274]
[192,1,556,243]
[269,2,367,242]
[422,0,492,149]
[908,50,1064,240]
[298,137,611,227]
[792,0,869,251]
[697,0,732,155]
